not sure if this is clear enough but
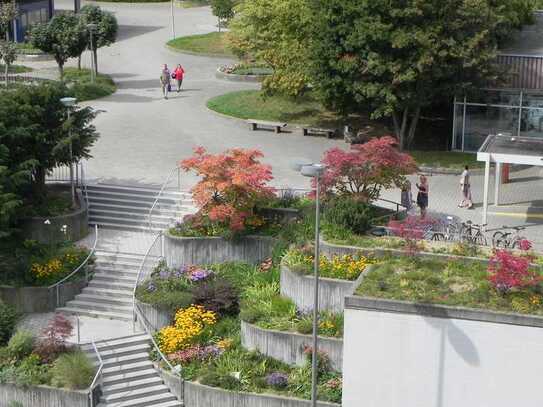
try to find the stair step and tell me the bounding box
[87,183,190,198]
[90,343,152,361]
[86,189,179,203]
[97,401,182,407]
[89,214,170,226]
[93,268,140,279]
[89,202,182,215]
[93,273,138,283]
[102,360,154,377]
[101,352,150,369]
[102,376,164,396]
[88,280,134,291]
[76,294,133,307]
[88,220,165,233]
[102,383,170,403]
[90,208,176,222]
[95,261,147,271]
[102,389,177,407]
[64,300,133,313]
[81,333,150,352]
[102,367,158,386]
[94,251,149,262]
[57,307,132,321]
[82,287,133,298]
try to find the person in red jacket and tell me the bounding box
[172,64,185,92]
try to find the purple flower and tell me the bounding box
[266,372,288,389]
[147,282,156,292]
[159,270,170,280]
[189,268,213,282]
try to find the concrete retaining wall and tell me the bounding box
[241,321,343,372]
[20,189,89,244]
[280,264,367,313]
[184,380,340,407]
[156,365,184,402]
[135,298,172,333]
[0,277,87,313]
[164,232,276,268]
[0,382,91,407]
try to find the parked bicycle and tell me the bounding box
[492,226,527,249]
[431,216,457,242]
[459,220,488,246]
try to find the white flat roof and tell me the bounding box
[477,135,543,166]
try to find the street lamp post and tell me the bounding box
[60,97,78,208]
[292,161,326,407]
[87,23,97,83]
[171,0,176,40]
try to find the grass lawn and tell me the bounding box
[167,32,233,57]
[357,256,543,316]
[0,64,33,73]
[410,150,482,169]
[178,0,209,7]
[64,68,116,102]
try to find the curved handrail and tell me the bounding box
[132,232,163,330]
[148,167,180,231]
[49,224,98,307]
[88,340,103,407]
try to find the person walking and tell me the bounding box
[173,64,185,92]
[416,175,429,218]
[459,165,473,209]
[160,64,171,99]
[400,180,413,212]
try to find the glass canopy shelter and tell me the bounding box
[477,134,543,225]
[453,90,543,152]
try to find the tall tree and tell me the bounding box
[227,0,311,96]
[211,0,235,32]
[0,1,17,41]
[80,5,118,74]
[29,14,88,80]
[0,40,16,86]
[309,0,507,150]
[0,82,99,201]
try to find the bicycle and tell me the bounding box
[431,216,458,242]
[492,226,527,249]
[459,220,488,246]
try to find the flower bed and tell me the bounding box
[216,63,273,82]
[241,320,344,372]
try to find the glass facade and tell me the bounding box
[452,90,543,152]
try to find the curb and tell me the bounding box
[215,67,268,83]
[165,44,235,59]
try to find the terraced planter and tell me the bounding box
[184,380,340,407]
[343,294,543,407]
[135,298,172,333]
[0,382,97,407]
[280,263,370,313]
[241,320,343,371]
[164,232,276,267]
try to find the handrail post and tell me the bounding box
[177,167,180,190]
[56,285,60,307]
[161,234,165,258]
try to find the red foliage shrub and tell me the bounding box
[35,313,73,362]
[388,215,437,255]
[315,136,417,202]
[488,249,540,294]
[180,147,275,234]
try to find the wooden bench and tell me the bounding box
[247,119,287,133]
[302,127,336,138]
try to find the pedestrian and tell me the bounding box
[160,64,171,99]
[416,175,429,218]
[400,180,413,212]
[459,165,473,209]
[173,64,185,92]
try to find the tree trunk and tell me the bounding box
[32,167,47,202]
[4,64,7,87]
[93,48,98,75]
[393,108,409,150]
[406,106,421,149]
[218,17,221,32]
[77,55,81,70]
[58,63,64,81]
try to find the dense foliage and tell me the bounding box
[0,301,17,345]
[210,0,236,31]
[80,5,118,74]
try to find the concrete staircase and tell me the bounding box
[58,251,157,321]
[83,333,182,407]
[85,184,194,232]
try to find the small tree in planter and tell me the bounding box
[316,136,417,202]
[180,147,274,237]
[388,215,437,256]
[488,249,539,296]
[211,0,235,32]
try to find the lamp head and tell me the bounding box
[300,163,325,178]
[60,97,77,107]
[87,23,98,31]
[291,158,313,173]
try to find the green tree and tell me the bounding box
[0,1,18,41]
[29,14,88,80]
[0,40,16,86]
[80,4,118,74]
[0,83,99,201]
[228,0,311,96]
[211,0,235,32]
[309,0,510,150]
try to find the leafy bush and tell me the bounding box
[7,331,34,360]
[191,278,239,316]
[239,282,296,324]
[12,354,50,386]
[0,302,18,345]
[488,249,539,294]
[324,196,374,234]
[200,370,241,390]
[35,314,73,363]
[51,350,94,389]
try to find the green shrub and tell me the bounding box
[200,370,241,390]
[51,350,94,389]
[7,331,34,360]
[0,302,18,345]
[137,289,193,314]
[13,354,50,386]
[324,196,374,235]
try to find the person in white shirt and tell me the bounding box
[459,165,473,209]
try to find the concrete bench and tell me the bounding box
[248,119,287,133]
[302,127,336,138]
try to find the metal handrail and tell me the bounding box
[88,340,104,407]
[132,232,163,331]
[48,224,99,307]
[147,167,181,231]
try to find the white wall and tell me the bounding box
[342,308,543,407]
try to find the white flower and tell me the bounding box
[230,371,241,380]
[44,219,51,225]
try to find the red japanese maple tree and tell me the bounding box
[488,249,539,294]
[388,215,437,256]
[180,147,275,233]
[315,136,417,202]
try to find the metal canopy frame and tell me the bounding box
[477,134,543,225]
